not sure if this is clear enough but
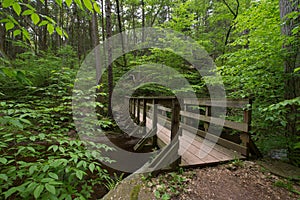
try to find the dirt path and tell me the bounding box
[103,160,300,200]
[145,161,300,200]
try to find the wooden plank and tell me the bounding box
[183,98,249,108]
[180,111,248,132]
[147,115,247,156]
[148,140,180,171]
[180,130,244,160]
[134,128,156,151]
[180,136,232,162]
[157,105,172,112]
[179,123,248,156]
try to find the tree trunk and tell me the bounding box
[279,0,300,166]
[105,0,113,118]
[116,0,126,66]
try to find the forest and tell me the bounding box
[0,0,299,199]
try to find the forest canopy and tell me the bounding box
[0,0,299,199]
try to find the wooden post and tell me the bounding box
[170,98,181,168]
[204,106,211,132]
[137,98,140,125]
[129,98,132,116]
[183,104,187,125]
[132,98,136,119]
[152,99,158,147]
[240,99,252,157]
[142,99,147,124]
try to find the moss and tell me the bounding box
[130,184,141,200]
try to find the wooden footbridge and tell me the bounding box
[125,96,261,170]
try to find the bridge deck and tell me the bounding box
[145,117,245,166]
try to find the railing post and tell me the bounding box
[137,98,140,125]
[152,99,158,147]
[204,105,211,132]
[129,98,132,116]
[170,98,181,168]
[132,98,136,119]
[241,98,252,157]
[142,98,147,126]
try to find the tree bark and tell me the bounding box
[116,0,126,66]
[279,0,300,165]
[105,0,113,117]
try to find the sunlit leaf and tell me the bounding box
[2,0,14,8]
[13,29,21,37]
[83,0,93,12]
[93,2,101,14]
[5,22,14,31]
[31,13,40,25]
[55,26,63,36]
[65,0,73,7]
[12,3,22,16]
[47,24,54,35]
[22,9,34,16]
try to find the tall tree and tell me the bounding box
[105,0,113,117]
[279,0,300,164]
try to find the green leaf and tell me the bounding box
[55,0,63,7]
[2,0,14,8]
[31,13,40,25]
[161,193,171,200]
[3,187,17,199]
[41,178,54,183]
[52,145,58,152]
[47,24,54,35]
[83,0,93,12]
[0,157,8,164]
[49,172,58,180]
[5,22,14,31]
[93,2,101,14]
[21,28,30,40]
[19,118,32,125]
[76,160,87,168]
[22,9,34,16]
[58,146,65,153]
[10,119,23,129]
[39,20,49,26]
[42,165,49,172]
[27,146,36,153]
[29,165,37,175]
[89,163,95,173]
[12,3,22,15]
[0,174,8,181]
[74,0,83,9]
[65,0,73,7]
[63,30,69,38]
[45,183,56,194]
[55,26,63,36]
[13,29,21,37]
[16,71,32,85]
[26,182,38,193]
[34,185,44,199]
[76,170,84,180]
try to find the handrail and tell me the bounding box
[128,96,254,169]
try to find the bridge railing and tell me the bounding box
[128,96,260,169]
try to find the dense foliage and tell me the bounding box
[0,0,299,199]
[0,47,114,199]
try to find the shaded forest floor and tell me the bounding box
[104,159,300,200]
[143,160,300,200]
